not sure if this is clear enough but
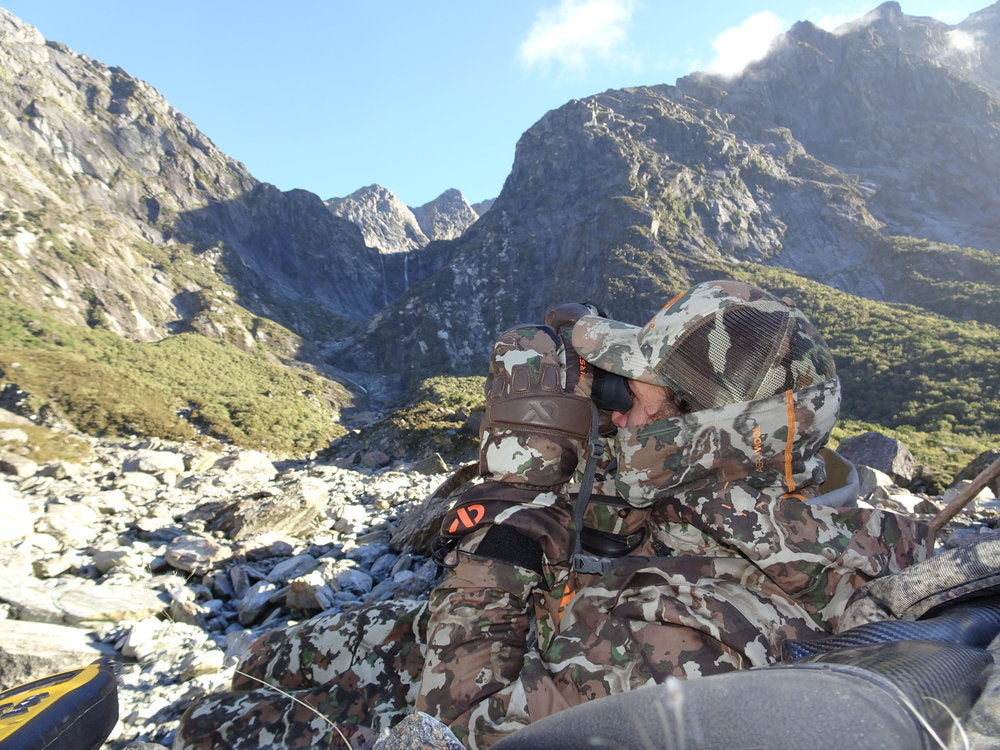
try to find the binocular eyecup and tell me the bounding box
[591,368,632,414]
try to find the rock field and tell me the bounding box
[0,420,455,748]
[0,412,996,748]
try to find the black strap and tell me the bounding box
[580,526,647,557]
[571,402,616,575]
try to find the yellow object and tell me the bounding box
[0,663,101,741]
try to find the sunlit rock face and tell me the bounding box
[326,184,430,254]
[326,185,482,254]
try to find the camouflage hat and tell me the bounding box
[571,280,837,411]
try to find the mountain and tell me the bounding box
[675,1,1000,254]
[411,188,481,242]
[0,8,394,353]
[326,185,482,254]
[326,184,428,255]
[348,3,1000,377]
[0,4,997,453]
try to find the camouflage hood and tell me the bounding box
[611,378,841,507]
[572,280,836,412]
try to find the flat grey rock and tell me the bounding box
[0,619,116,686]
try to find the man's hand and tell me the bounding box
[545,302,600,400]
[480,324,593,488]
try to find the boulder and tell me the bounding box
[1,578,70,623]
[0,451,38,477]
[57,582,168,626]
[165,534,230,574]
[0,544,32,579]
[123,449,186,475]
[237,580,284,626]
[0,619,117,686]
[0,408,34,426]
[92,547,143,575]
[329,565,374,595]
[876,492,928,514]
[266,554,318,583]
[35,500,102,547]
[329,503,370,535]
[0,482,35,544]
[411,453,448,475]
[210,477,328,540]
[177,648,225,681]
[212,450,277,482]
[855,464,895,502]
[942,480,998,512]
[116,471,164,491]
[286,571,336,612]
[955,450,1000,497]
[835,432,916,485]
[360,449,391,469]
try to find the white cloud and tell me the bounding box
[706,11,785,78]
[815,13,857,33]
[518,0,635,72]
[947,29,978,53]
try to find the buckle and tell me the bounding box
[571,554,615,575]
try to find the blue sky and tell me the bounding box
[2,1,989,206]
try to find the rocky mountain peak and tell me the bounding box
[326,185,482,254]
[412,188,479,242]
[0,9,391,355]
[326,184,429,254]
[964,0,1000,26]
[0,7,44,45]
[866,1,904,22]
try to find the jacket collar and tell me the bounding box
[611,379,841,506]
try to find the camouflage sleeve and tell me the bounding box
[415,551,574,749]
[653,486,927,628]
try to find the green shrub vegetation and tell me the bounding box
[0,300,350,454]
[384,400,480,462]
[0,421,93,465]
[875,237,1000,326]
[413,376,486,410]
[0,350,196,441]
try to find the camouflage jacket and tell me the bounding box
[417,380,927,748]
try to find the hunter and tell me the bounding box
[174,279,926,750]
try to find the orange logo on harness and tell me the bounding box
[448,504,485,533]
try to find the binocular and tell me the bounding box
[590,367,633,414]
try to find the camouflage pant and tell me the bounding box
[173,599,429,750]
